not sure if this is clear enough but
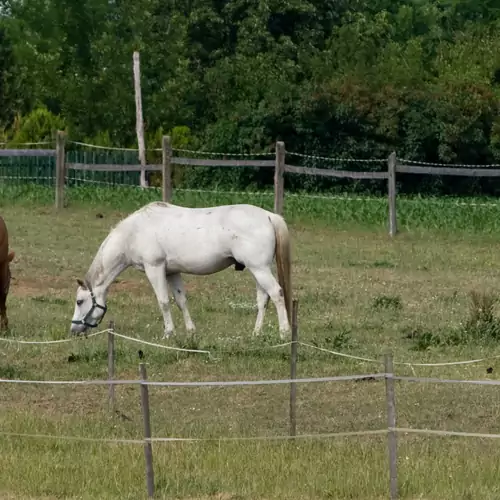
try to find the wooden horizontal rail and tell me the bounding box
[284,164,388,180]
[0,149,56,157]
[67,158,275,171]
[68,163,155,172]
[397,165,500,177]
[172,157,275,167]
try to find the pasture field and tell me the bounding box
[3,186,500,499]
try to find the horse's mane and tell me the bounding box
[83,204,172,287]
[84,222,122,286]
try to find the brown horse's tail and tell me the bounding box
[269,213,292,326]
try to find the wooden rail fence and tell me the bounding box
[5,130,500,237]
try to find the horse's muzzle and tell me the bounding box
[70,322,87,335]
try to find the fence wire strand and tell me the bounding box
[0,373,386,387]
[0,328,109,345]
[4,426,500,448]
[286,151,387,164]
[401,158,500,168]
[3,328,500,368]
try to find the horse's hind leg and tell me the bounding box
[144,263,175,338]
[249,266,290,339]
[167,273,196,334]
[253,283,269,336]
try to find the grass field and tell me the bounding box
[2,185,500,499]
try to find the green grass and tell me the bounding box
[5,183,500,233]
[2,185,500,498]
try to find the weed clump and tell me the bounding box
[372,294,402,311]
[408,290,500,350]
[459,290,500,342]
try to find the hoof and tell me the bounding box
[279,330,290,341]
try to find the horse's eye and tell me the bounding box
[76,300,84,306]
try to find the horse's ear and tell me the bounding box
[7,251,14,262]
[76,278,87,289]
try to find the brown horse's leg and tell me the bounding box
[0,293,7,330]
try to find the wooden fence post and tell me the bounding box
[55,130,66,210]
[162,135,172,202]
[388,152,397,237]
[289,298,299,437]
[108,320,115,411]
[384,352,398,500]
[274,141,285,215]
[139,362,155,498]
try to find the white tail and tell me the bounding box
[269,213,292,326]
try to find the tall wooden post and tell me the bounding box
[162,135,172,202]
[274,141,285,215]
[55,130,66,210]
[133,51,148,188]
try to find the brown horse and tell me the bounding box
[0,216,15,330]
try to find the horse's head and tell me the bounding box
[70,279,107,334]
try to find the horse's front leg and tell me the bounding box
[0,293,7,331]
[167,273,196,334]
[144,263,175,338]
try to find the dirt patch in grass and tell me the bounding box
[10,277,68,297]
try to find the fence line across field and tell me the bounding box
[57,131,500,237]
[5,133,500,234]
[6,427,500,446]
[2,355,500,500]
[3,324,500,367]
[4,370,500,389]
[0,302,498,500]
[0,372,386,387]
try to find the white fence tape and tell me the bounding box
[0,328,109,345]
[4,373,500,388]
[110,331,212,356]
[393,428,500,439]
[4,427,500,447]
[0,429,387,446]
[297,342,500,367]
[401,158,500,168]
[67,140,139,152]
[0,378,140,386]
[394,354,500,367]
[0,431,142,445]
[2,328,500,368]
[298,342,380,363]
[0,373,386,387]
[393,376,500,386]
[286,151,385,163]
[148,429,387,442]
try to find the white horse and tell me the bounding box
[70,202,292,339]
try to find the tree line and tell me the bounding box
[2,0,500,195]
